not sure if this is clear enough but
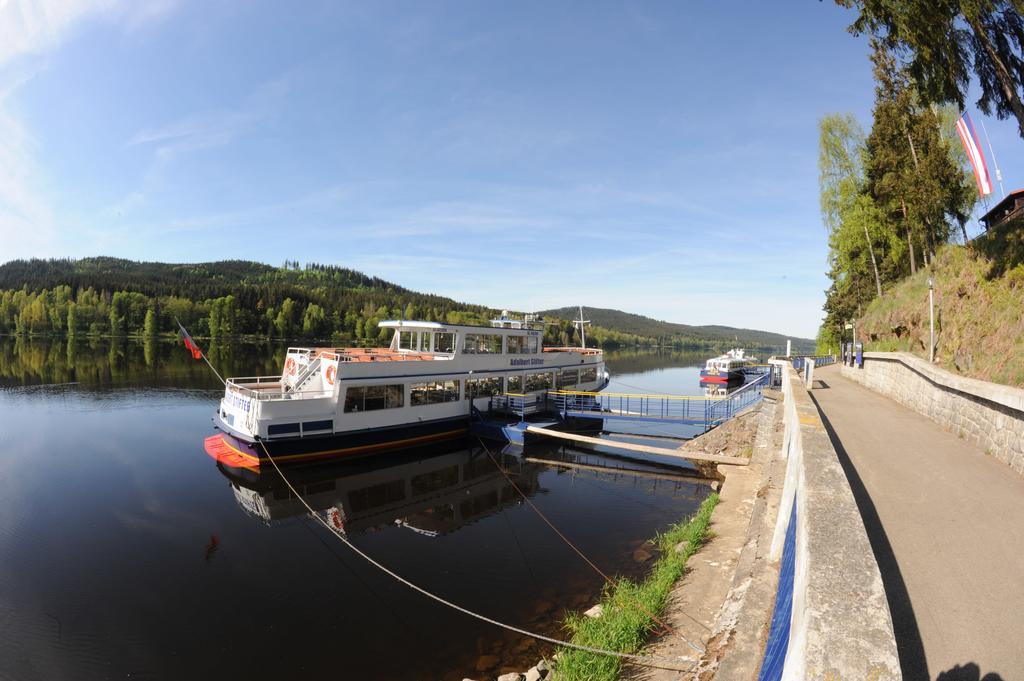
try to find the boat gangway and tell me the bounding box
[553,370,772,431]
[484,370,774,435]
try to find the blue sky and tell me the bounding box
[1,1,1020,339]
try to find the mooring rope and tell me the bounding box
[254,438,700,674]
[608,378,680,394]
[477,436,714,644]
[474,436,707,649]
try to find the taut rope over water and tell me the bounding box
[253,438,700,674]
[474,436,709,654]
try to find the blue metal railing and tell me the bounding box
[704,371,772,428]
[549,370,773,433]
[483,366,785,436]
[782,355,836,372]
[549,390,711,423]
[488,393,548,421]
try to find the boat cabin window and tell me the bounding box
[463,333,502,354]
[525,372,553,392]
[507,375,522,393]
[344,384,405,412]
[465,376,504,399]
[303,419,333,433]
[506,335,539,354]
[398,331,423,351]
[557,370,579,388]
[433,332,455,353]
[580,367,598,383]
[268,422,300,436]
[411,380,460,405]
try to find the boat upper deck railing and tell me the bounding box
[225,377,332,401]
[285,345,600,361]
[541,346,602,355]
[548,388,725,401]
[286,347,452,363]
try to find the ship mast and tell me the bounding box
[572,305,591,349]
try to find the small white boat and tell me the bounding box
[699,348,758,385]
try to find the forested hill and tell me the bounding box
[0,257,408,300]
[541,306,814,352]
[0,257,490,344]
[0,257,804,350]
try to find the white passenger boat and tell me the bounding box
[207,313,609,469]
[699,348,758,385]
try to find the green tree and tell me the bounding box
[275,298,298,338]
[143,308,158,337]
[302,303,327,337]
[67,301,78,337]
[865,44,923,274]
[108,292,126,336]
[208,295,238,339]
[820,113,885,299]
[864,46,976,274]
[838,0,1024,137]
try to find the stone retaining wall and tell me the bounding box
[841,352,1024,475]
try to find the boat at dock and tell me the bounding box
[699,348,758,385]
[207,313,609,469]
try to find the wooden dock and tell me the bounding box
[525,425,749,466]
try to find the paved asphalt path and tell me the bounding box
[811,365,1024,681]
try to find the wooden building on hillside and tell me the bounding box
[981,189,1024,230]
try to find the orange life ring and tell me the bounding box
[285,357,296,376]
[329,507,345,532]
[325,364,336,385]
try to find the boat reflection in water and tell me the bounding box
[216,438,542,536]
[206,437,714,679]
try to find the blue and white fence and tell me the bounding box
[758,362,900,680]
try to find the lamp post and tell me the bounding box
[928,278,935,363]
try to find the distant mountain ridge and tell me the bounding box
[0,256,809,350]
[540,306,813,352]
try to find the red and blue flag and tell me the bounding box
[955,112,993,197]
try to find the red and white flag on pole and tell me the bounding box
[955,112,993,197]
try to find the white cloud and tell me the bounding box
[127,76,289,168]
[0,77,54,259]
[0,0,181,261]
[0,0,180,67]
[0,0,115,68]
[118,0,179,32]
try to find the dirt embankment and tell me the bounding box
[675,396,770,461]
[856,230,1024,387]
[622,395,782,681]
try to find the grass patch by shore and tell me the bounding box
[553,493,720,681]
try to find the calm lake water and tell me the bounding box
[0,338,718,681]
